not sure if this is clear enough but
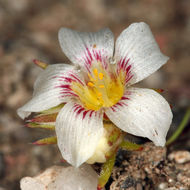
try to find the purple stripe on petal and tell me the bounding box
[126,64,131,73]
[73,104,81,112]
[83,110,88,119]
[77,107,85,115]
[53,70,84,86]
[82,47,109,71]
[110,92,131,112]
[121,96,129,100]
[72,103,97,120]
[83,47,93,68]
[111,106,116,112]
[62,77,73,83]
[117,57,133,84]
[89,110,94,118]
[69,74,84,85]
[117,57,130,71]
[86,47,93,61]
[93,49,102,62]
[59,84,71,89]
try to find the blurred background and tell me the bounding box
[0,0,189,189]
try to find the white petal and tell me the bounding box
[115,22,169,85]
[105,88,172,146]
[17,64,81,119]
[58,28,114,69]
[55,101,103,167]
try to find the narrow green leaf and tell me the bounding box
[166,107,190,146]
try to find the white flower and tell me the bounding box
[20,164,100,190]
[17,22,173,167]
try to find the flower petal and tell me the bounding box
[105,88,172,146]
[115,22,169,85]
[58,28,114,69]
[17,64,81,119]
[55,101,103,167]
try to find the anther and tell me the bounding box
[93,68,98,76]
[87,82,94,87]
[99,73,104,80]
[88,73,95,82]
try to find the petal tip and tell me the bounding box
[17,108,30,120]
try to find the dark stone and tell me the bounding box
[121,177,136,188]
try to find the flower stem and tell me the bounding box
[166,107,190,146]
[97,153,116,190]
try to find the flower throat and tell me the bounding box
[71,61,125,111]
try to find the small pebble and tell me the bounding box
[179,187,188,190]
[158,182,168,189]
[136,183,143,190]
[20,164,101,190]
[168,151,190,164]
[168,178,175,183]
[177,173,190,186]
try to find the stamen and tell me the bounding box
[88,73,95,81]
[87,82,94,87]
[71,61,125,111]
[99,73,104,80]
[93,68,98,76]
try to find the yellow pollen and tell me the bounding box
[71,62,125,111]
[87,82,94,87]
[99,73,104,80]
[93,68,98,76]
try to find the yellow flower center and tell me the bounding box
[71,61,125,111]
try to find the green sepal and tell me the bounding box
[39,104,64,115]
[26,123,55,130]
[32,136,57,145]
[120,140,143,151]
[104,122,122,146]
